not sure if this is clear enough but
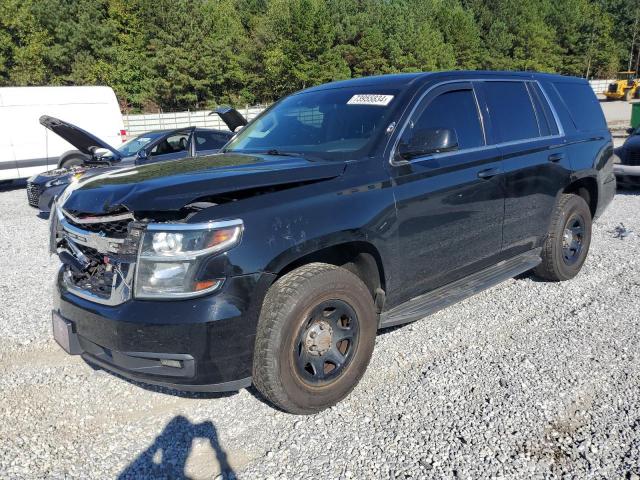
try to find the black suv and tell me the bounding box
[50,71,615,414]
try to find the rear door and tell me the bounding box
[390,82,505,302]
[0,93,21,180]
[478,80,571,257]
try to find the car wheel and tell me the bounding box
[59,156,84,169]
[534,193,592,281]
[253,262,377,414]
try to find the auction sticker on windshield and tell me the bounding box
[347,94,394,106]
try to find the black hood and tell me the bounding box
[40,115,122,160]
[60,153,346,214]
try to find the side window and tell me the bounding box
[195,131,228,151]
[484,82,540,142]
[150,133,189,156]
[404,88,485,152]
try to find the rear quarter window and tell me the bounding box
[552,82,607,132]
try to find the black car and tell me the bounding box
[49,71,615,414]
[614,126,640,187]
[27,111,246,212]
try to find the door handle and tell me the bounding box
[477,167,501,179]
[548,153,565,163]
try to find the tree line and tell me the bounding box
[0,0,638,112]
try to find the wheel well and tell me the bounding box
[57,150,87,168]
[276,242,386,301]
[564,178,598,218]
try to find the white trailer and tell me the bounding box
[0,86,125,180]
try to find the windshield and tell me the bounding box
[115,132,164,156]
[224,87,400,160]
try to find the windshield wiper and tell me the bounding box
[260,149,303,157]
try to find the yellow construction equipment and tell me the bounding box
[604,71,640,101]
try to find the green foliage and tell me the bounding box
[0,0,636,111]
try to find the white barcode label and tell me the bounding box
[347,94,394,106]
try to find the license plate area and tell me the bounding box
[52,311,82,355]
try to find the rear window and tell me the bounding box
[552,82,606,132]
[484,82,540,143]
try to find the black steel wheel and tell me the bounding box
[293,300,360,385]
[534,193,592,281]
[253,263,377,414]
[561,213,586,265]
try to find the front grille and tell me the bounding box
[608,83,618,93]
[77,243,107,264]
[26,182,43,208]
[65,217,131,238]
[630,150,640,166]
[56,208,139,305]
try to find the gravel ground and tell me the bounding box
[1,186,639,479]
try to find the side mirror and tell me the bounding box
[398,127,458,160]
[627,127,637,135]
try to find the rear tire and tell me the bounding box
[534,194,592,281]
[253,263,377,414]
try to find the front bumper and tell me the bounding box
[614,164,640,187]
[614,164,640,177]
[54,268,276,391]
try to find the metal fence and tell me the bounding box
[123,105,267,136]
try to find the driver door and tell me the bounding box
[389,82,505,304]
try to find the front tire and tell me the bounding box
[59,156,84,169]
[253,263,377,414]
[534,194,592,281]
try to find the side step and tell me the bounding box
[379,249,541,329]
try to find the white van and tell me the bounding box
[0,86,125,181]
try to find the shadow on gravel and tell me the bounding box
[118,415,236,480]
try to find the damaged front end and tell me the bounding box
[50,202,242,305]
[50,205,142,305]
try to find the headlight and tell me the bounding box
[134,219,243,299]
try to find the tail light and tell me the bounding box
[120,129,127,142]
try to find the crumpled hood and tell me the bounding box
[60,153,346,214]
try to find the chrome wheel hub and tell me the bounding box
[304,321,333,356]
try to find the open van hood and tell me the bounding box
[40,115,122,160]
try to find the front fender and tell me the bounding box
[188,165,397,283]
